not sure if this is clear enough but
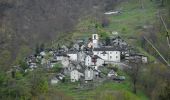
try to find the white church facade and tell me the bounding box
[93,48,121,62]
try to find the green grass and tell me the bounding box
[54,81,148,100]
[54,70,148,100]
[106,0,157,37]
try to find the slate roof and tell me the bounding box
[67,50,78,54]
[93,55,103,60]
[127,53,146,57]
[100,51,107,54]
[55,53,69,57]
[93,47,121,51]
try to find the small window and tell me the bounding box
[103,54,105,56]
[110,56,112,59]
[116,56,118,58]
[94,35,96,39]
[110,52,112,54]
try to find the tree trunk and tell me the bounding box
[133,80,137,94]
[161,0,164,6]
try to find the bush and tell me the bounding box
[52,63,62,73]
[108,64,118,72]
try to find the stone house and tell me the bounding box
[61,56,70,68]
[70,69,84,82]
[67,51,78,61]
[51,77,59,84]
[85,55,104,69]
[125,53,148,63]
[107,70,118,77]
[77,51,86,62]
[51,74,65,84]
[84,67,94,81]
[54,53,69,61]
[85,55,92,67]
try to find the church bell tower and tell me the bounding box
[92,34,99,48]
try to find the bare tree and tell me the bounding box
[125,56,142,94]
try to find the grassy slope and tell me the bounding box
[54,71,148,100]
[106,0,158,62]
[107,0,157,36]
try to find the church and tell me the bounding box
[89,34,121,63]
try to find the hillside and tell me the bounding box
[0,0,170,100]
[0,0,122,69]
[59,0,170,64]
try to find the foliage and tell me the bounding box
[107,64,119,72]
[27,68,49,95]
[52,63,62,73]
[0,70,31,100]
[137,63,170,100]
[19,60,29,71]
[15,45,31,65]
[35,43,45,54]
[105,36,111,46]
[15,71,23,80]
[0,50,11,71]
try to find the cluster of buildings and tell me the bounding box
[23,34,148,84]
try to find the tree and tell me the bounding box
[35,44,41,54]
[40,43,45,52]
[27,68,49,96]
[0,70,31,100]
[159,81,170,100]
[105,37,111,46]
[15,45,31,65]
[52,63,63,73]
[101,17,110,27]
[161,0,165,6]
[19,60,29,71]
[138,63,170,100]
[125,57,142,94]
[0,50,11,71]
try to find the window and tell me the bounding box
[116,56,118,58]
[103,54,105,56]
[110,56,112,59]
[94,35,96,39]
[110,52,112,54]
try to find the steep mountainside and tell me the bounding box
[0,0,121,68]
